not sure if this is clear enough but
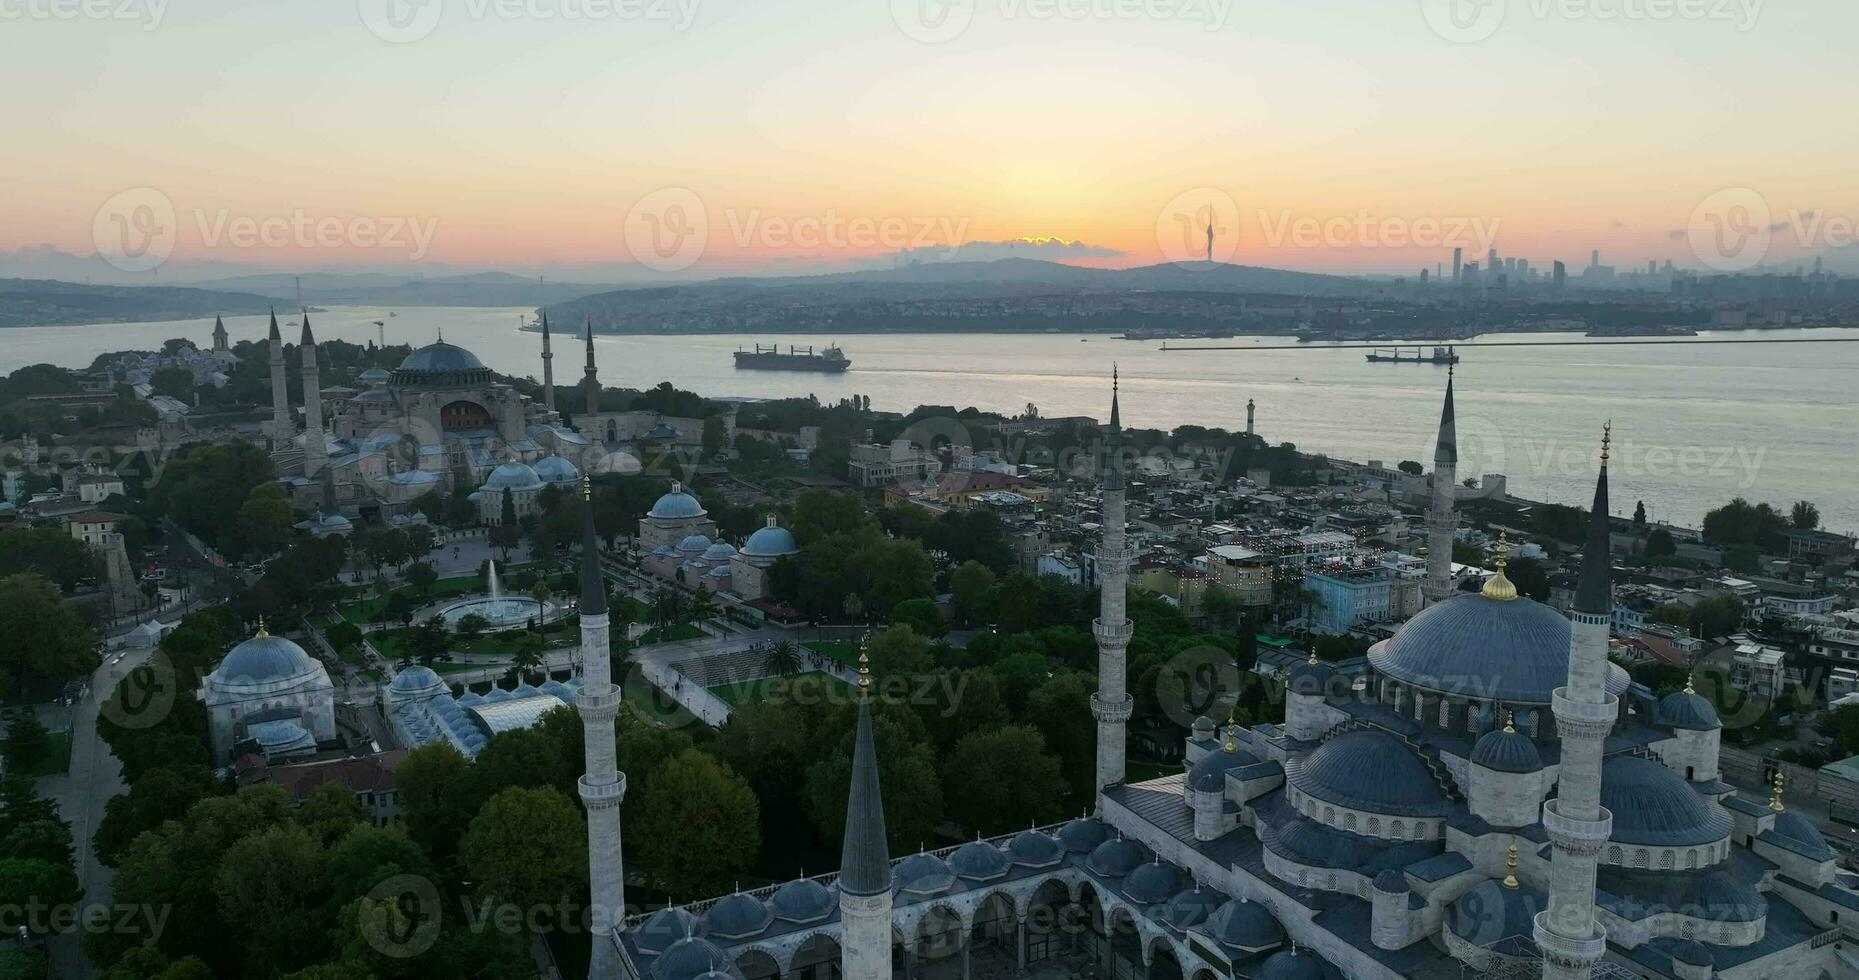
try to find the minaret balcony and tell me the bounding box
[1551,688,1618,740]
[1093,617,1133,646]
[1096,545,1133,567]
[578,773,627,806]
[1532,911,1607,964]
[577,683,621,719]
[1090,692,1134,724]
[1542,799,1612,848]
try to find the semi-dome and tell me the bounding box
[1123,860,1183,905]
[1156,886,1222,931]
[1373,869,1410,893]
[893,853,955,896]
[217,632,320,686]
[1289,730,1450,817]
[741,519,800,557]
[702,893,771,940]
[948,840,1009,881]
[1764,811,1835,861]
[1470,727,1543,773]
[387,665,447,704]
[634,908,699,954]
[1287,656,1334,697]
[1369,594,1631,703]
[769,878,835,923]
[1258,948,1327,980]
[1658,688,1721,731]
[1086,836,1150,878]
[249,719,315,754]
[1189,743,1262,792]
[1058,817,1110,853]
[1448,879,1546,950]
[649,483,707,519]
[483,461,544,492]
[650,938,730,980]
[1203,898,1286,951]
[532,455,581,485]
[1006,830,1064,868]
[1600,756,1731,846]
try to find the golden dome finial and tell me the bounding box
[857,633,872,699]
[1684,674,1696,696]
[1481,532,1518,600]
[254,615,269,639]
[1502,708,1515,735]
[1502,843,1519,889]
[583,474,593,501]
[1600,420,1613,465]
[1770,769,1787,813]
[1223,703,1240,753]
[1308,649,1319,667]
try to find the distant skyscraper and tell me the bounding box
[1553,260,1567,289]
[1590,249,1601,269]
[1452,247,1462,283]
[1649,260,1658,276]
[1488,248,1499,272]
[1420,268,1429,285]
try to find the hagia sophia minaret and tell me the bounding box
[300,312,326,475]
[838,644,892,980]
[1091,369,1134,796]
[583,317,600,419]
[1423,369,1458,604]
[266,309,291,452]
[540,311,556,414]
[1534,427,1617,980]
[574,478,627,980]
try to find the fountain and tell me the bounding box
[435,560,556,628]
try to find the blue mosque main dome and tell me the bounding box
[1369,592,1631,703]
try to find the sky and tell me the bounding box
[3,0,1856,280]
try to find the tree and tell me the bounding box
[1702,497,1786,547]
[1,713,50,772]
[489,492,522,560]
[0,573,100,698]
[764,639,802,677]
[1026,671,1095,801]
[215,824,329,977]
[0,858,79,924]
[94,765,220,867]
[1505,556,1551,602]
[1646,527,1677,564]
[1396,460,1423,476]
[404,560,438,597]
[1199,584,1244,631]
[0,527,99,593]
[293,783,367,846]
[323,824,430,909]
[394,743,471,854]
[890,597,944,638]
[460,786,587,914]
[940,726,1067,835]
[1722,543,1760,574]
[803,705,944,854]
[688,583,719,628]
[866,625,934,677]
[1792,500,1820,530]
[454,612,489,643]
[630,750,760,895]
[949,561,996,627]
[235,482,296,557]
[410,616,450,665]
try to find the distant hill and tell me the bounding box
[0,278,279,328]
[178,272,610,308]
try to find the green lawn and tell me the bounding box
[804,640,860,668]
[709,671,852,708]
[371,619,580,663]
[638,623,703,645]
[622,667,701,726]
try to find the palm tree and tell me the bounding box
[842,592,864,626]
[764,639,802,677]
[688,584,719,630]
[512,638,545,681]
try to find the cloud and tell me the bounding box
[895,237,1126,263]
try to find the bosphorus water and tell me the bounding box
[8,307,1855,534]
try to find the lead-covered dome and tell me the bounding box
[1369,593,1631,703]
[1123,860,1183,905]
[949,840,1010,881]
[1059,817,1110,853]
[391,341,493,387]
[893,853,955,896]
[1448,879,1546,950]
[533,455,581,486]
[1658,689,1721,731]
[215,633,321,687]
[1258,948,1327,980]
[649,484,707,519]
[1600,756,1731,846]
[1086,836,1150,878]
[1156,886,1222,931]
[387,665,447,704]
[702,893,771,940]
[1289,730,1450,817]
[483,461,544,492]
[635,908,698,954]
[1470,727,1543,773]
[741,519,799,557]
[1204,898,1286,951]
[650,938,730,980]
[769,878,835,923]
[1764,811,1835,861]
[1189,743,1262,792]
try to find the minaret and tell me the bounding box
[1422,368,1459,604]
[300,312,326,475]
[583,317,600,420]
[210,314,228,353]
[540,311,556,415]
[838,643,893,980]
[1246,397,1256,438]
[574,478,626,979]
[1534,426,1617,980]
[1091,369,1134,796]
[266,309,292,452]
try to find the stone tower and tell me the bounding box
[210,314,229,353]
[838,646,892,980]
[1423,369,1458,604]
[1091,369,1133,795]
[583,317,600,420]
[574,478,626,979]
[1534,428,1617,980]
[300,312,325,476]
[266,309,291,451]
[540,311,556,414]
[1246,397,1256,438]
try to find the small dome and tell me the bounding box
[634,908,698,954]
[676,534,713,554]
[249,719,314,753]
[217,633,319,685]
[1191,715,1217,739]
[357,368,391,382]
[1449,879,1546,950]
[650,938,730,980]
[483,462,544,492]
[1086,837,1150,878]
[1189,743,1262,792]
[1600,756,1730,847]
[1290,731,1450,817]
[1123,861,1183,905]
[1470,727,1543,773]
[1373,869,1410,893]
[893,853,955,896]
[948,841,1010,881]
[702,541,738,562]
[1658,689,1721,731]
[1258,948,1326,980]
[741,521,799,557]
[1058,817,1110,853]
[649,485,707,519]
[1764,811,1835,861]
[1156,886,1222,931]
[1287,657,1333,697]
[533,455,581,485]
[1006,830,1064,868]
[769,878,835,923]
[702,893,771,940]
[1204,898,1286,951]
[387,666,447,704]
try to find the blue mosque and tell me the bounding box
[562,375,1859,980]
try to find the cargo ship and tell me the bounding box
[733,344,851,373]
[1365,345,1460,365]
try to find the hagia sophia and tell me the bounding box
[218,314,1859,979]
